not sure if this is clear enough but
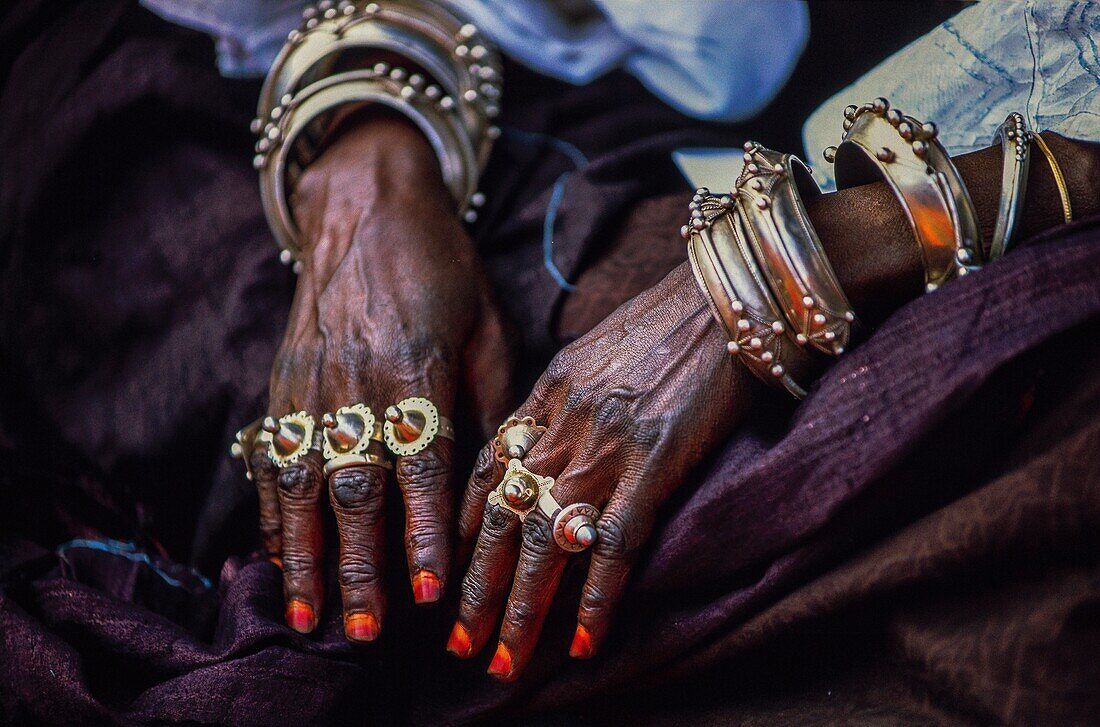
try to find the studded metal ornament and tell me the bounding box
[321,404,377,460]
[552,502,600,552]
[383,397,441,457]
[254,0,503,261]
[487,459,556,521]
[831,98,982,292]
[229,418,264,481]
[493,415,547,463]
[261,411,316,467]
[734,142,857,357]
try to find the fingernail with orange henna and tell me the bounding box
[411,570,441,604]
[269,556,283,569]
[285,599,315,633]
[447,622,473,658]
[487,642,513,680]
[345,612,379,643]
[569,624,593,659]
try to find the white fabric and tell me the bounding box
[139,0,808,123]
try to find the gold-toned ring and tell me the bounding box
[493,415,547,463]
[382,396,454,457]
[230,418,264,481]
[487,459,556,521]
[321,404,377,460]
[323,452,394,477]
[260,411,317,467]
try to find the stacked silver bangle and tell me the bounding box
[254,0,503,261]
[687,99,1039,399]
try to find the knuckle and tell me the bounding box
[481,504,516,539]
[520,516,554,554]
[329,469,381,510]
[506,602,538,631]
[543,348,578,388]
[460,571,491,613]
[580,580,613,614]
[251,449,279,480]
[405,521,447,553]
[338,559,381,589]
[280,550,318,580]
[397,450,450,491]
[629,416,663,450]
[472,444,498,484]
[594,392,632,430]
[595,511,633,560]
[563,385,591,415]
[277,463,323,499]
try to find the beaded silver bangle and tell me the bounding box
[825,98,982,293]
[254,0,502,260]
[256,67,477,260]
[734,142,857,357]
[989,112,1032,260]
[685,189,815,399]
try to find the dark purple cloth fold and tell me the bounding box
[3,1,1097,724]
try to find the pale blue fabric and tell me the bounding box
[139,0,808,122]
[802,0,1100,189]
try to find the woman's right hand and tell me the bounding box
[248,115,513,641]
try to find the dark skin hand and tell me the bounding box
[249,114,512,640]
[451,133,1100,681]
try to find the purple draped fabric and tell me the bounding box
[2,1,1097,724]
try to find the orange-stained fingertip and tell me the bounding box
[447,622,473,658]
[487,642,513,680]
[269,556,283,569]
[412,569,441,604]
[285,599,316,634]
[345,612,380,643]
[569,624,593,659]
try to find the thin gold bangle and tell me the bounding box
[1031,133,1073,224]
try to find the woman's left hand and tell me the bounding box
[448,263,752,680]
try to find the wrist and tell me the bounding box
[290,111,457,262]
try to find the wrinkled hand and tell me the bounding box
[250,116,511,640]
[450,263,751,680]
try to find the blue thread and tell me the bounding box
[57,538,213,590]
[501,126,589,291]
[543,172,576,291]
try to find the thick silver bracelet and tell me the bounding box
[685,190,815,399]
[734,142,857,357]
[256,67,478,259]
[253,0,502,260]
[826,98,983,293]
